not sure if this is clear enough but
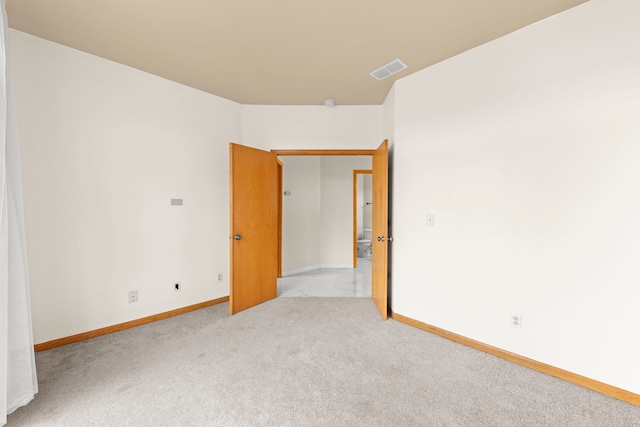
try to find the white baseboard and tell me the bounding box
[282,264,321,277]
[320,264,353,269]
[282,264,354,276]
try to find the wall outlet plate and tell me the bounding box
[217,273,223,283]
[128,290,138,303]
[426,214,435,226]
[511,314,522,329]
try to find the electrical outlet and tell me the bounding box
[426,214,435,226]
[128,290,138,303]
[217,273,223,283]
[511,314,522,329]
[174,282,181,292]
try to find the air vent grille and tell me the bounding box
[370,58,408,81]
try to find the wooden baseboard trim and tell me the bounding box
[34,296,230,352]
[390,311,640,407]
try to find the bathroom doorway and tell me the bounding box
[353,170,372,268]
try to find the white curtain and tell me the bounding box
[1,0,38,425]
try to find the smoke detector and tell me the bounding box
[324,99,336,107]
[370,58,408,81]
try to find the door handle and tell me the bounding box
[377,236,393,242]
[234,234,242,240]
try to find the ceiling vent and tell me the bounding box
[369,58,408,81]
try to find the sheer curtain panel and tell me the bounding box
[1,1,38,424]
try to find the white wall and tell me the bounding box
[243,105,382,151]
[281,156,321,273]
[382,86,395,145]
[362,174,372,230]
[11,31,242,344]
[391,0,640,394]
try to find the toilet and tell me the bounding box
[357,228,372,258]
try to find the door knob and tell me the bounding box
[377,236,382,241]
[234,234,242,240]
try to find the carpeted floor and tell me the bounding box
[7,298,640,426]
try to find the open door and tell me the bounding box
[229,143,279,314]
[372,140,389,319]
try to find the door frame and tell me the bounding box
[353,170,372,268]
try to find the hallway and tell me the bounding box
[278,258,372,297]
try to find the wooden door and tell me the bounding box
[372,140,389,319]
[229,143,279,314]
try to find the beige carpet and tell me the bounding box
[7,298,640,426]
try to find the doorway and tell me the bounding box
[230,142,389,319]
[277,157,372,297]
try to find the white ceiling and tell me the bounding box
[6,0,589,105]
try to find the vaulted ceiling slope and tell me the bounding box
[6,0,588,105]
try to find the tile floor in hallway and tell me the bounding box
[278,258,372,297]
